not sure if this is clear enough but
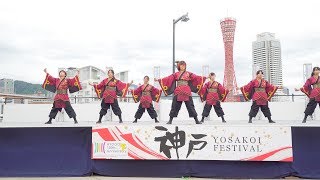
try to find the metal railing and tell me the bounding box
[272,94,306,102]
[71,94,307,103]
[0,94,308,105]
[0,94,311,123]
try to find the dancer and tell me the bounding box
[155,61,206,124]
[238,70,280,123]
[199,72,229,123]
[131,76,162,123]
[42,68,82,124]
[295,67,320,123]
[90,69,132,124]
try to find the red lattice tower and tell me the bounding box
[220,17,240,102]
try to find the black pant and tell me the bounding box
[305,99,320,116]
[169,96,197,118]
[134,104,158,119]
[249,101,271,117]
[202,101,224,117]
[49,101,76,119]
[100,99,122,116]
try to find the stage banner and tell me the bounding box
[92,125,293,162]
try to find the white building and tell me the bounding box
[115,70,129,83]
[252,32,283,101]
[58,66,136,104]
[58,66,107,104]
[303,64,313,83]
[0,78,14,94]
[78,66,107,103]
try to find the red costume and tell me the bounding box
[158,71,206,101]
[93,78,129,103]
[42,73,82,108]
[93,77,130,123]
[131,84,162,122]
[240,78,278,123]
[199,80,229,122]
[199,81,229,105]
[300,76,320,119]
[42,72,81,124]
[300,76,320,102]
[240,79,278,105]
[131,84,162,108]
[157,61,205,124]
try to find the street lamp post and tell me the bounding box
[173,13,189,74]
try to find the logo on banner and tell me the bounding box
[93,141,128,158]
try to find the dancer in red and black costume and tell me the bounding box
[199,72,229,123]
[90,69,132,124]
[131,76,162,123]
[295,67,320,123]
[238,70,281,123]
[155,61,206,124]
[42,68,82,124]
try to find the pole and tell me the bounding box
[173,19,175,74]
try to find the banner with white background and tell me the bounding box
[92,125,292,162]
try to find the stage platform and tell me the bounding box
[0,120,320,178]
[1,120,320,128]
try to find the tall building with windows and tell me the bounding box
[252,32,283,101]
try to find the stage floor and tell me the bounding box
[0,120,319,128]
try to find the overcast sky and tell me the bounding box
[0,0,319,92]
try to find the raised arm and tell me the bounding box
[156,74,176,96]
[199,82,208,102]
[43,68,57,82]
[265,81,278,100]
[151,86,162,102]
[90,79,106,90]
[218,83,229,102]
[42,68,58,93]
[239,80,254,101]
[116,79,130,98]
[131,85,142,103]
[189,73,206,93]
[297,79,312,97]
[88,79,107,99]
[67,70,82,93]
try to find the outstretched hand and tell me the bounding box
[89,82,94,86]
